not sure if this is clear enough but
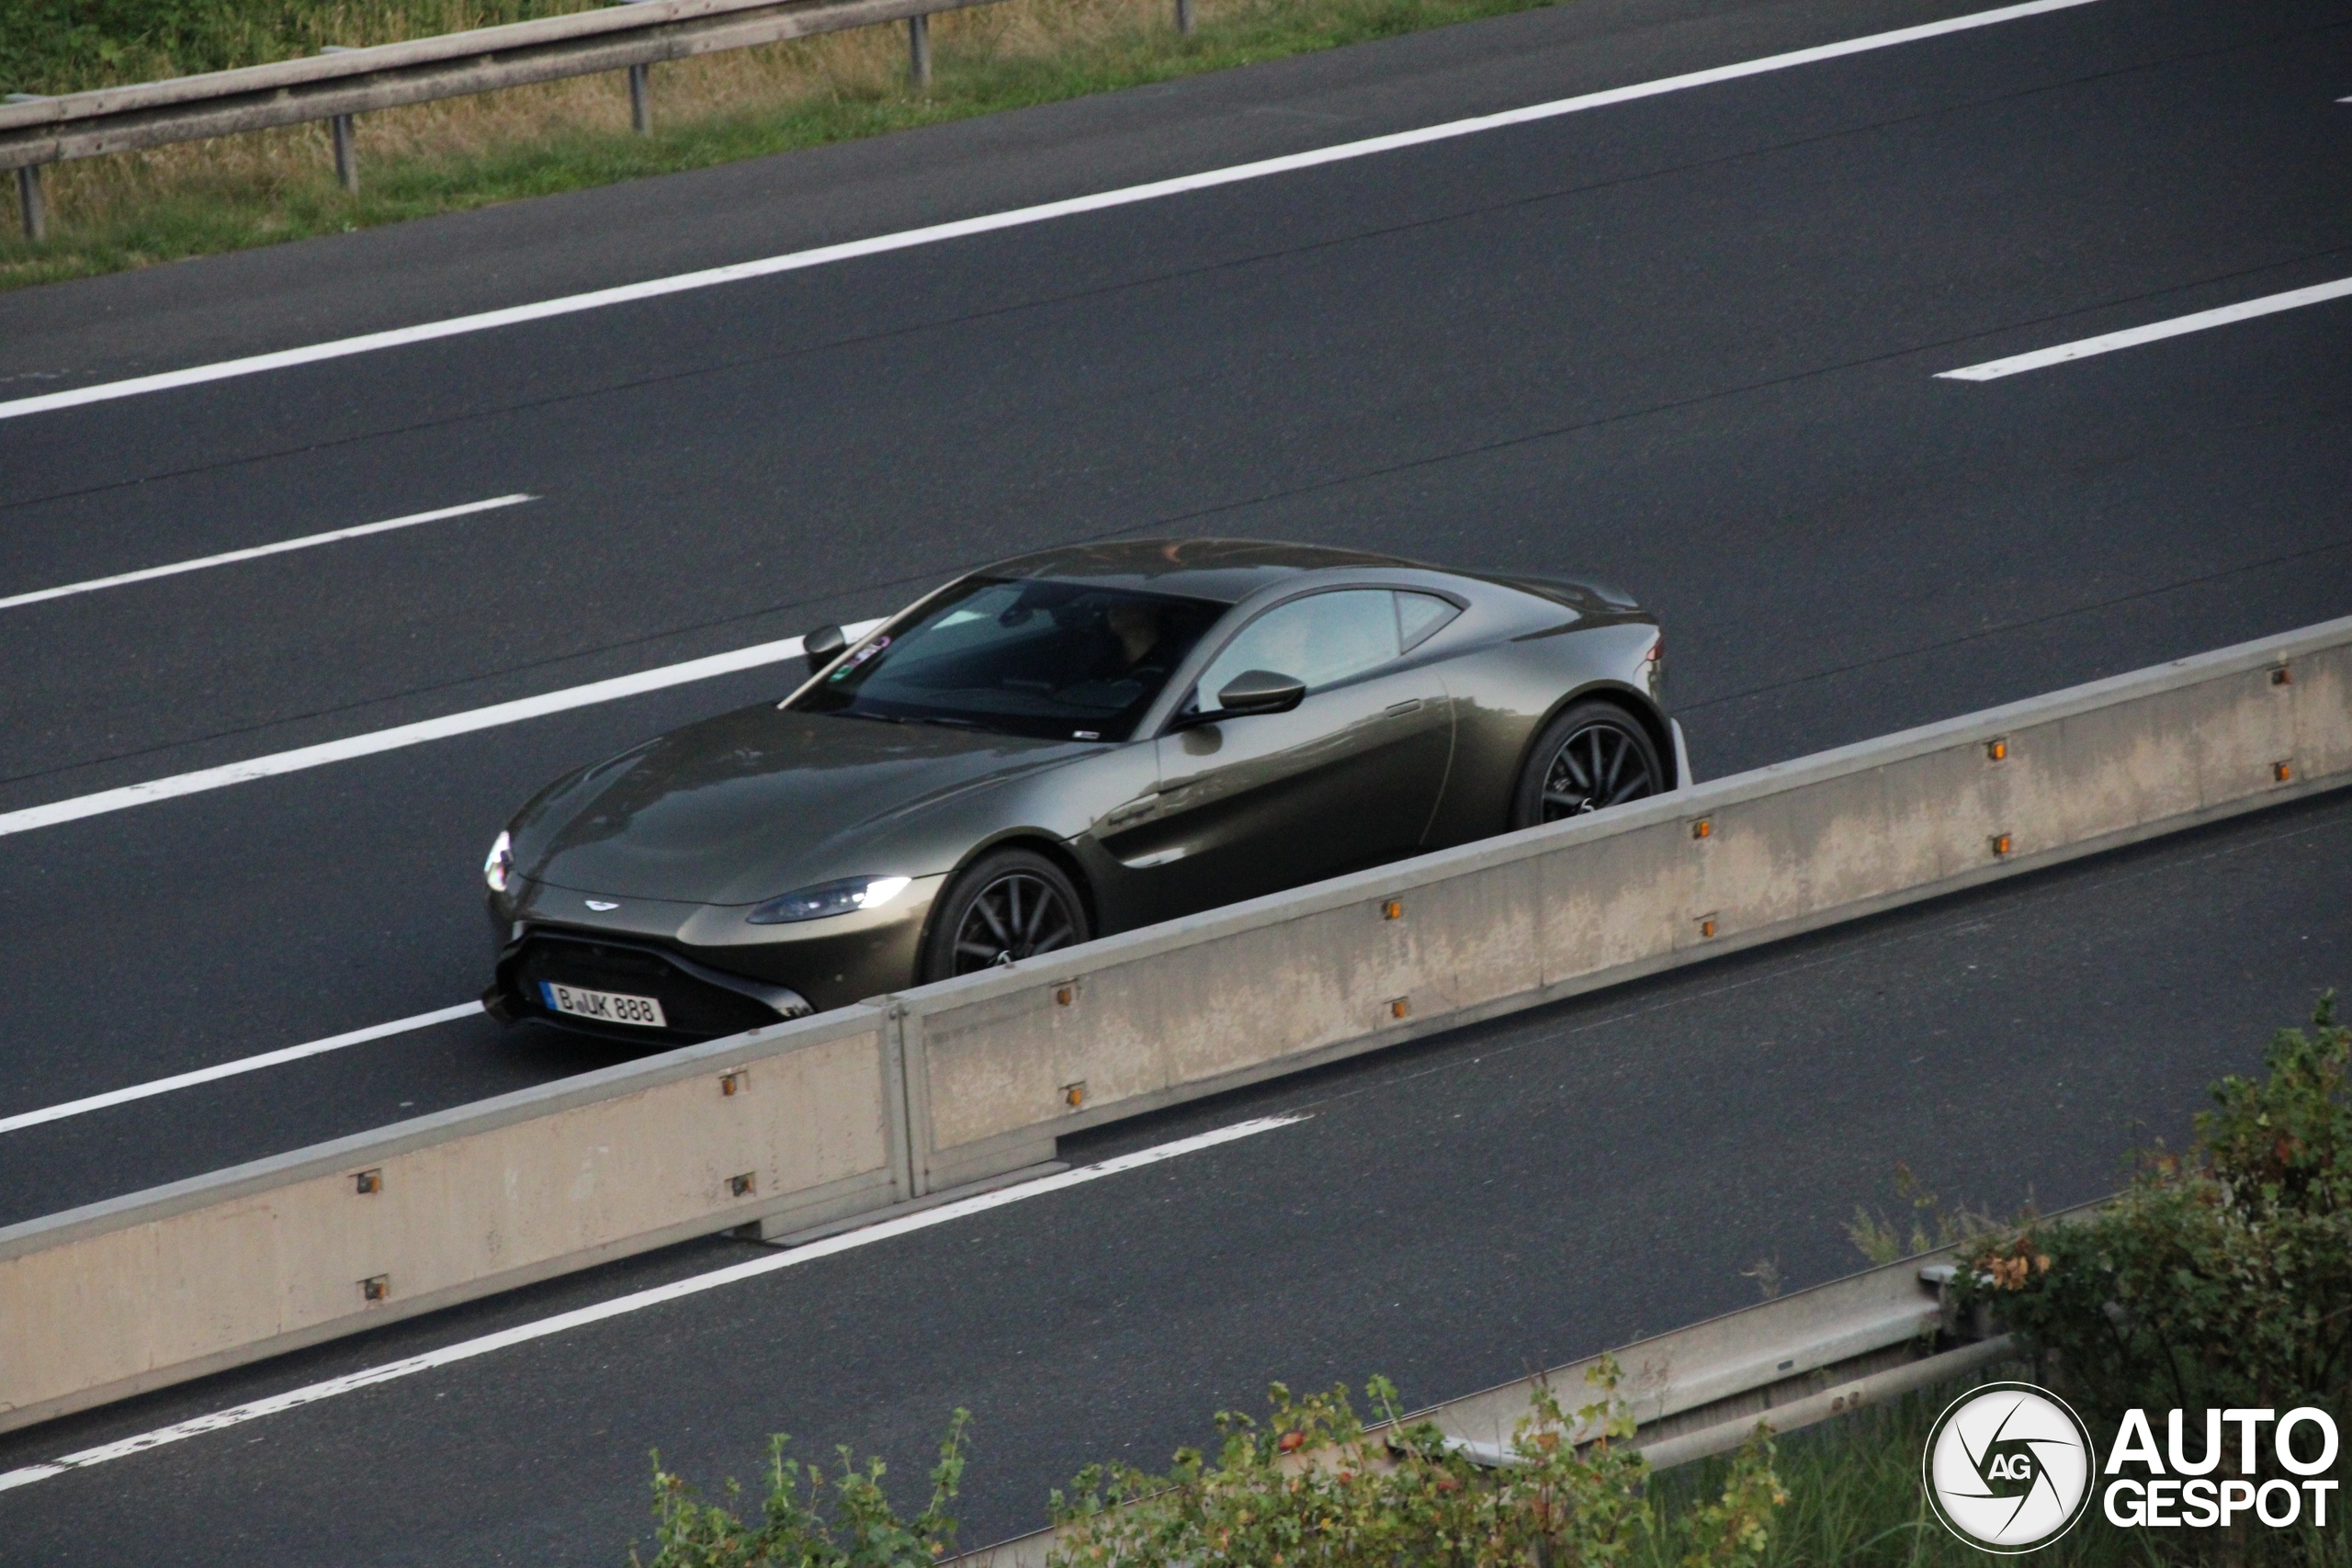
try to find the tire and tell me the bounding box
[920,848,1092,983]
[1510,700,1665,829]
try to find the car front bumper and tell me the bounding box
[485,873,946,1041]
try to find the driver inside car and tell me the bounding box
[1098,599,1174,679]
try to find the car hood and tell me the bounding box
[517,705,1080,905]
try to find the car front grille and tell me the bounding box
[508,936,784,1040]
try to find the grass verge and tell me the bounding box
[1,0,1557,294]
[1648,1378,2352,1567]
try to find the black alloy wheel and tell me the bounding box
[1511,701,1665,828]
[922,848,1091,982]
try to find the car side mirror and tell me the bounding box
[1216,669,1306,716]
[803,624,847,676]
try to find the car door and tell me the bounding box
[1100,589,1455,915]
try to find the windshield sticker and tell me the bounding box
[831,636,890,678]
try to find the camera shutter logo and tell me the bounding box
[1923,1382,2096,1552]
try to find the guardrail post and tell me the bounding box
[4,96,50,243]
[317,48,360,192]
[1175,0,1194,32]
[331,114,359,191]
[908,12,932,86]
[13,164,44,243]
[628,62,651,132]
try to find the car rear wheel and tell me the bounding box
[1510,701,1665,829]
[921,848,1091,983]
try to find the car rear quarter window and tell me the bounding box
[1397,592,1461,650]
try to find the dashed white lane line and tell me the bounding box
[0,0,2102,425]
[0,1112,1306,1493]
[0,617,886,841]
[1938,276,2352,380]
[0,496,537,613]
[0,1003,482,1136]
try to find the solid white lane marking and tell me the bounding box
[0,1003,481,1136]
[1938,276,2352,380]
[0,1113,1305,1492]
[0,0,2102,425]
[0,496,537,613]
[0,617,885,840]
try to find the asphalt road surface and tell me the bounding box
[0,0,2346,1556]
[3,795,2346,1564]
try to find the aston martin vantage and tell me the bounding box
[482,539,1680,1041]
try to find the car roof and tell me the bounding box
[978,538,1430,605]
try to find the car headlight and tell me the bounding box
[746,875,911,925]
[484,830,514,894]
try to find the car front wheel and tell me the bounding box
[920,848,1091,983]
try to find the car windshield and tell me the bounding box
[791,577,1228,741]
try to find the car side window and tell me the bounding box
[1195,590,1400,707]
[1397,592,1460,651]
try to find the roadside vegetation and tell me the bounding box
[1943,996,2351,1427]
[1657,1381,2346,1568]
[0,0,1557,293]
[630,998,2350,1567]
[632,1364,1786,1567]
[1927,993,2352,1566]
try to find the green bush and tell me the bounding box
[0,0,592,95]
[1652,1383,2352,1567]
[631,1365,1781,1568]
[1948,995,2351,1428]
[1045,1359,1781,1568]
[630,1410,969,1568]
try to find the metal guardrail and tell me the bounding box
[0,615,2344,1434]
[1,0,1198,239]
[946,1214,2096,1567]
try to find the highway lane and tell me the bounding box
[4,0,2346,794]
[1,788,2345,1565]
[0,0,2215,395]
[1,0,2347,1221]
[0,0,2341,1553]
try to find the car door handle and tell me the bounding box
[1385,699,1423,716]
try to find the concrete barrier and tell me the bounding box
[895,615,2351,1194]
[0,1005,904,1432]
[5,615,2345,1429]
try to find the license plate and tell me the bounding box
[538,981,668,1029]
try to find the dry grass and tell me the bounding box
[33,0,1151,216]
[6,0,1549,290]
